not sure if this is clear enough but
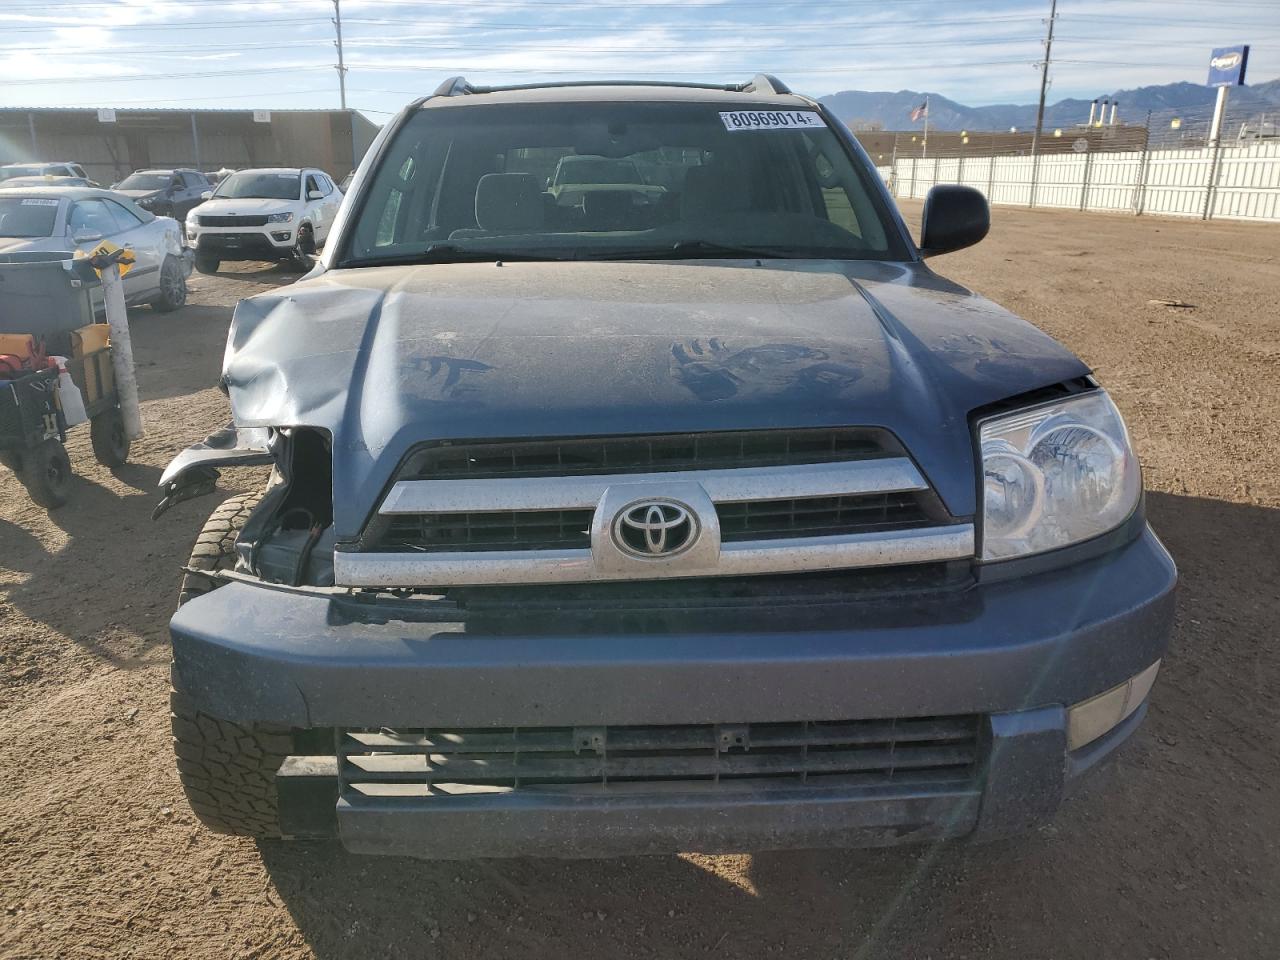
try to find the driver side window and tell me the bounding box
[67,199,118,238]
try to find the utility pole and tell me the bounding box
[1030,0,1058,160]
[332,0,348,110]
[922,94,930,160]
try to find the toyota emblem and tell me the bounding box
[612,499,699,558]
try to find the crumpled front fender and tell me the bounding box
[154,424,274,518]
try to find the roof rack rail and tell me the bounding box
[433,76,475,97]
[429,75,793,98]
[738,74,792,96]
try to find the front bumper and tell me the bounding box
[192,230,294,260]
[170,527,1176,858]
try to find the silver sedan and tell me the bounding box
[0,187,192,312]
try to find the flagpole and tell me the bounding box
[922,94,929,160]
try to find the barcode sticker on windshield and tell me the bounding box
[720,111,826,132]
[21,198,59,206]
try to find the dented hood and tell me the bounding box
[223,260,1089,540]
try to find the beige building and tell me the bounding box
[0,107,381,185]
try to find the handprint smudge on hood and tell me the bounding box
[670,338,864,402]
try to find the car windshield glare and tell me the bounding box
[118,173,172,190]
[215,172,301,201]
[341,101,905,266]
[0,197,59,237]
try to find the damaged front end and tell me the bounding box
[157,424,338,589]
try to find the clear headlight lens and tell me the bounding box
[266,212,293,223]
[979,390,1140,560]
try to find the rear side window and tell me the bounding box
[104,199,144,231]
[181,172,204,188]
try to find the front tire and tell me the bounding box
[19,438,72,508]
[194,253,220,275]
[150,255,187,313]
[172,492,289,837]
[288,224,315,271]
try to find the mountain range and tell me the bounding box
[819,78,1280,132]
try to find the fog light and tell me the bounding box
[272,231,292,242]
[1067,660,1161,750]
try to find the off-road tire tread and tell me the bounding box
[177,492,261,606]
[172,491,288,837]
[170,687,290,837]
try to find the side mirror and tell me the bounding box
[307,190,324,200]
[919,185,989,257]
[73,229,103,244]
[201,190,213,200]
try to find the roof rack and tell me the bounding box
[431,74,792,98]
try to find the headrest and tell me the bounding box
[474,173,543,232]
[681,165,747,221]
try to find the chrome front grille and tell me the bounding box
[339,715,984,799]
[336,429,974,587]
[377,492,935,552]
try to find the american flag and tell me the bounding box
[910,101,929,122]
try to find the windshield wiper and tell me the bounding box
[342,244,563,269]
[577,240,804,261]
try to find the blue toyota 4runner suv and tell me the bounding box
[158,76,1176,858]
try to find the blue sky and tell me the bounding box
[0,0,1276,120]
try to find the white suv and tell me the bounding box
[184,167,341,272]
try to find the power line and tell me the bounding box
[3,65,335,85]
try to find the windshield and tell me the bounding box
[341,100,905,266]
[117,172,172,191]
[214,172,300,201]
[0,197,59,237]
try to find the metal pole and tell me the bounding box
[333,0,348,110]
[190,112,202,170]
[889,133,898,197]
[922,94,929,160]
[1207,85,1228,146]
[1029,0,1057,208]
[102,264,144,440]
[1134,110,1152,216]
[27,112,37,156]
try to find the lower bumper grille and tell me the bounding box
[199,214,268,227]
[339,716,983,798]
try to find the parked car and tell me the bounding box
[0,175,93,189]
[546,154,666,210]
[184,167,342,273]
[0,161,92,183]
[112,168,211,221]
[159,75,1176,858]
[0,188,191,312]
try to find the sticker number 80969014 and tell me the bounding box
[719,111,826,132]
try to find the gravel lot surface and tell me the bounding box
[2,204,1277,959]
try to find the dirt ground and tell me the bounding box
[2,204,1278,960]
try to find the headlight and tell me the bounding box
[979,390,1140,560]
[266,212,293,223]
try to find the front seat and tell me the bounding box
[680,165,751,222]
[451,173,544,239]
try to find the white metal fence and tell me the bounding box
[879,140,1280,222]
